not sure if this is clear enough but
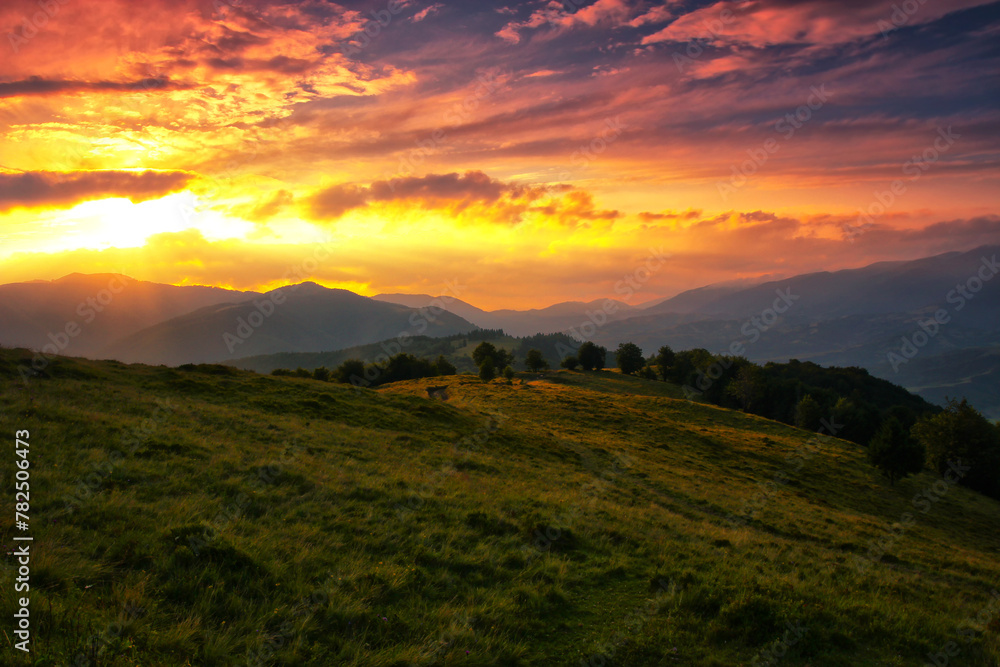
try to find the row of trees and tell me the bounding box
[864,398,1000,497]
[620,341,1000,499]
[272,353,457,387]
[470,341,613,381]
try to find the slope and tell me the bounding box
[0,351,998,665]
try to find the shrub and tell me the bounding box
[525,349,548,372]
[616,342,644,375]
[868,416,925,485]
[561,356,579,370]
[479,357,496,382]
[578,342,607,371]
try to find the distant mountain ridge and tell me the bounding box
[1,245,997,417]
[107,282,478,365]
[0,273,256,358]
[372,293,640,336]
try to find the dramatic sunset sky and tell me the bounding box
[1,0,998,308]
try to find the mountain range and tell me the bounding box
[1,245,997,416]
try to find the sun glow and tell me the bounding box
[0,191,255,259]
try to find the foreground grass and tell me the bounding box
[0,349,998,665]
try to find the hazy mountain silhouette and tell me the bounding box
[0,273,255,357]
[108,282,478,365]
[373,293,639,336]
[642,245,1000,327]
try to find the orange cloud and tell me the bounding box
[308,170,619,228]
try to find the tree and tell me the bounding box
[655,345,675,381]
[336,359,366,384]
[434,355,457,376]
[384,353,437,383]
[473,342,498,368]
[561,356,579,370]
[312,366,331,382]
[503,365,515,383]
[726,364,760,411]
[912,398,1000,499]
[525,349,548,372]
[478,357,496,382]
[868,416,925,485]
[578,341,607,371]
[474,341,515,372]
[795,394,823,431]
[616,342,645,375]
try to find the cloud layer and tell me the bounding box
[0,0,997,306]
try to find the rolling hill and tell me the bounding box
[107,283,479,366]
[1,349,998,665]
[0,273,255,358]
[373,293,640,337]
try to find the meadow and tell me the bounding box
[0,348,998,665]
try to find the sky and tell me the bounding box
[0,0,998,309]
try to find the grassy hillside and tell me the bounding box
[1,349,999,665]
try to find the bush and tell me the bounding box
[474,341,515,372]
[503,365,515,383]
[616,342,644,375]
[434,355,457,376]
[312,366,331,382]
[912,398,1000,499]
[561,356,579,370]
[578,342,607,371]
[479,357,496,383]
[868,416,925,485]
[795,395,823,431]
[336,359,366,384]
[525,349,548,372]
[655,345,675,381]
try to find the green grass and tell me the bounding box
[1,349,998,665]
